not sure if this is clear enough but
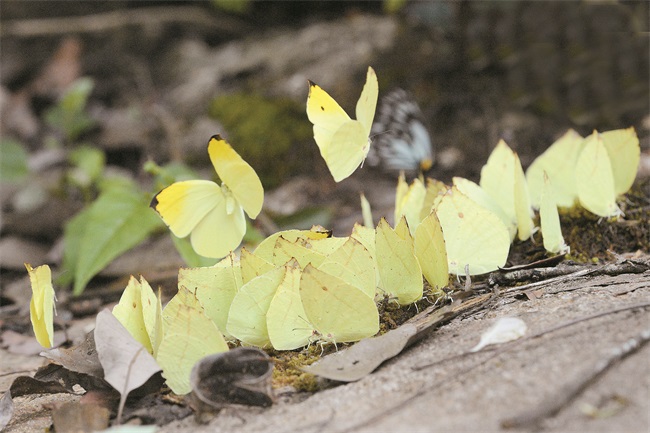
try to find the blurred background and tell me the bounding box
[1,1,648,297]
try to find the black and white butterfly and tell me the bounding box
[367,89,435,176]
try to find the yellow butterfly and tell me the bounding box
[307,67,379,182]
[539,171,569,254]
[25,263,56,348]
[151,135,263,258]
[112,275,162,356]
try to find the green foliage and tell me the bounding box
[0,139,29,183]
[59,176,164,294]
[45,77,96,142]
[67,145,106,193]
[143,160,199,192]
[209,92,312,187]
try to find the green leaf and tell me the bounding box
[143,160,199,192]
[0,139,29,183]
[170,234,219,268]
[45,77,96,142]
[61,180,164,294]
[67,145,106,189]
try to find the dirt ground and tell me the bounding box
[3,265,648,433]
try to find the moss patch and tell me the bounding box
[209,92,313,188]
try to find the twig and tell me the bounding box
[501,327,650,429]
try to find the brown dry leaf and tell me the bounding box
[51,401,110,433]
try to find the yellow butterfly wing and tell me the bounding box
[355,66,379,135]
[394,177,427,235]
[190,191,246,258]
[240,247,275,284]
[414,211,449,293]
[266,260,313,350]
[526,129,584,208]
[226,266,285,348]
[360,193,374,228]
[453,177,516,241]
[420,178,449,221]
[600,127,640,196]
[317,236,376,298]
[157,287,228,395]
[254,228,330,262]
[178,253,242,339]
[207,135,264,219]
[273,236,327,268]
[575,132,620,217]
[151,180,222,239]
[540,172,569,254]
[375,217,423,305]
[300,264,379,344]
[26,263,55,348]
[513,152,535,241]
[326,121,371,182]
[435,187,510,275]
[112,276,155,354]
[307,67,378,182]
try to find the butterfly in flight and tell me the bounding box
[367,89,435,177]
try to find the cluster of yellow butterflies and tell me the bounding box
[26,65,641,397]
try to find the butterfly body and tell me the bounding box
[367,89,434,176]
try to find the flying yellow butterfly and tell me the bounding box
[151,135,264,258]
[307,67,378,182]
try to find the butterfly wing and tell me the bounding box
[189,193,246,258]
[207,135,264,219]
[325,120,370,182]
[306,80,351,158]
[355,66,379,136]
[368,89,434,175]
[300,264,379,344]
[151,180,221,238]
[575,132,620,217]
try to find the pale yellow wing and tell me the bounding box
[435,187,510,275]
[157,287,228,395]
[254,229,330,262]
[414,211,448,293]
[240,247,275,285]
[273,236,327,268]
[420,178,449,221]
[317,236,376,298]
[375,217,423,305]
[394,177,427,235]
[178,252,242,339]
[207,135,264,219]
[480,140,517,227]
[189,192,246,258]
[151,180,222,239]
[575,132,621,217]
[266,260,313,350]
[600,127,640,195]
[112,276,154,354]
[325,120,369,182]
[226,266,285,348]
[300,264,379,344]
[540,172,569,254]
[355,66,379,135]
[513,152,535,241]
[360,193,374,228]
[26,263,55,348]
[306,80,352,158]
[453,177,516,241]
[526,129,584,208]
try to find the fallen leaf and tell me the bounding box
[303,324,418,382]
[51,401,110,433]
[42,330,104,377]
[94,309,161,423]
